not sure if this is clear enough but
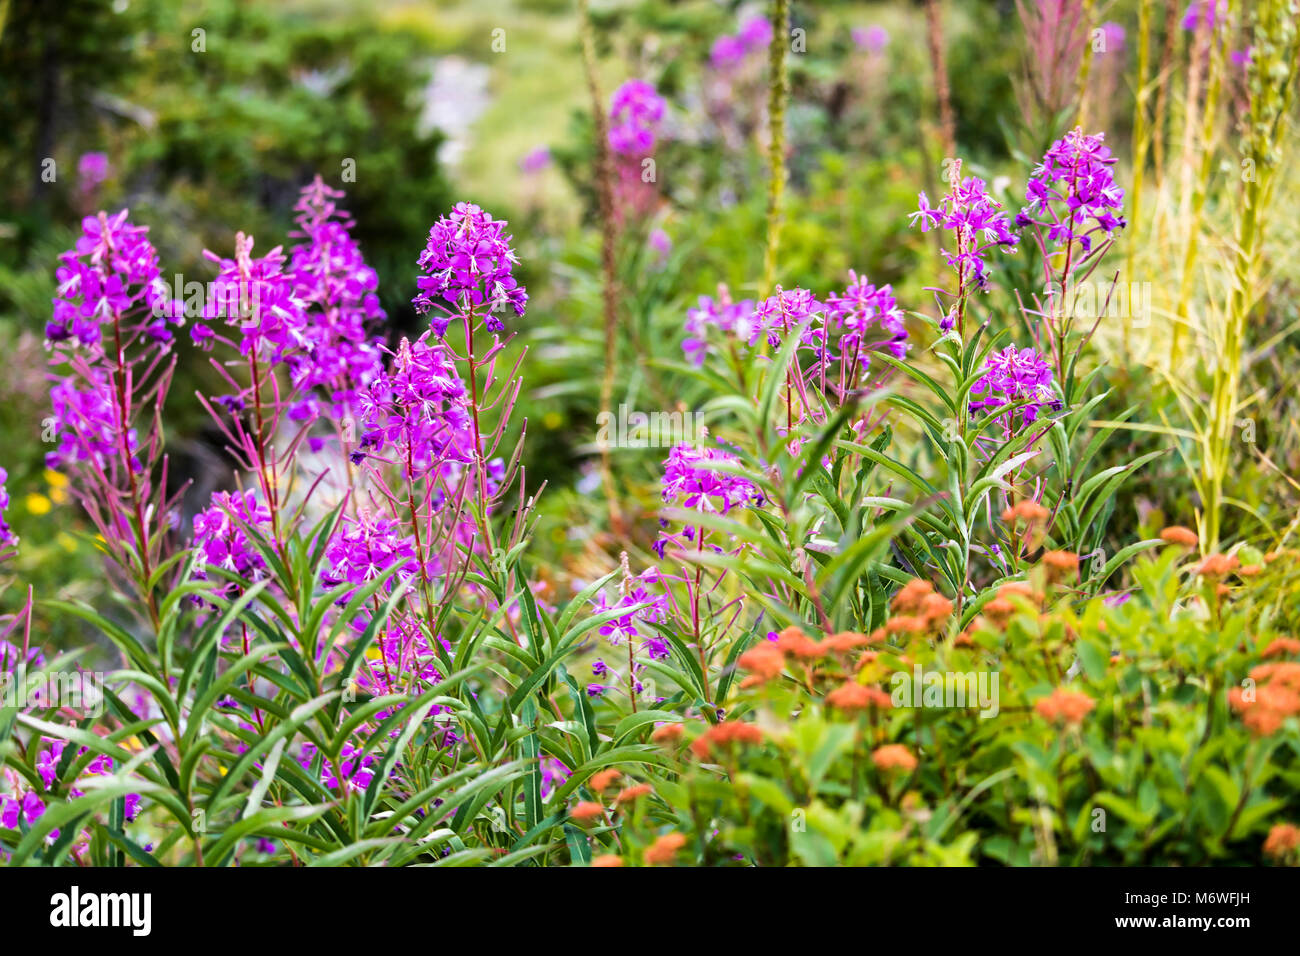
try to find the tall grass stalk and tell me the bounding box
[1202,0,1298,551]
[760,0,789,298]
[578,0,625,533]
[1125,0,1153,358]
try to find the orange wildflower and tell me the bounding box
[1041,550,1079,583]
[1264,823,1300,859]
[589,768,622,794]
[891,578,935,613]
[738,642,786,681]
[1159,525,1199,548]
[570,801,605,822]
[1196,553,1239,577]
[885,615,927,635]
[773,626,823,659]
[1001,500,1051,523]
[690,720,764,758]
[615,783,653,804]
[651,723,685,744]
[1262,638,1300,659]
[644,832,687,866]
[822,631,872,653]
[871,744,917,773]
[1035,688,1095,726]
[825,681,892,713]
[591,854,624,868]
[920,592,954,623]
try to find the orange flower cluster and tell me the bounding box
[615,783,653,804]
[981,581,1043,626]
[589,768,622,794]
[871,744,918,772]
[1158,525,1199,548]
[1001,500,1051,524]
[1040,549,1079,584]
[651,723,685,744]
[738,626,882,688]
[591,854,624,867]
[1229,663,1300,736]
[570,801,605,822]
[1196,553,1240,578]
[1262,637,1300,659]
[1264,823,1300,859]
[1034,687,1095,726]
[644,832,686,865]
[885,579,954,635]
[690,720,765,758]
[825,680,892,713]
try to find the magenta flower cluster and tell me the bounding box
[911,175,1019,291]
[192,234,307,363]
[660,442,760,518]
[607,79,666,157]
[322,511,421,598]
[413,202,527,335]
[192,490,273,586]
[969,346,1060,428]
[822,272,907,366]
[710,16,773,70]
[356,335,474,477]
[284,177,387,419]
[0,468,13,551]
[1018,128,1126,253]
[47,210,172,348]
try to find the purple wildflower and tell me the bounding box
[322,510,421,598]
[910,171,1019,290]
[48,210,170,348]
[1020,128,1126,253]
[76,153,110,193]
[285,177,387,418]
[413,203,527,335]
[356,334,475,479]
[852,25,890,54]
[193,233,308,363]
[0,468,15,552]
[192,490,273,584]
[608,79,666,157]
[969,346,1061,430]
[519,147,551,173]
[660,443,759,516]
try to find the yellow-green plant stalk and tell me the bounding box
[1126,0,1154,359]
[923,0,956,161]
[1202,0,1299,551]
[760,0,789,298]
[1151,0,1182,188]
[578,0,625,533]
[1074,0,1097,129]
[1170,11,1224,365]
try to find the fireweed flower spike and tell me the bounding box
[413,203,527,337]
[909,162,1018,335]
[285,176,387,424]
[1016,128,1125,384]
[969,345,1061,449]
[607,79,666,157]
[46,210,183,620]
[607,78,668,219]
[1018,127,1126,257]
[0,467,15,554]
